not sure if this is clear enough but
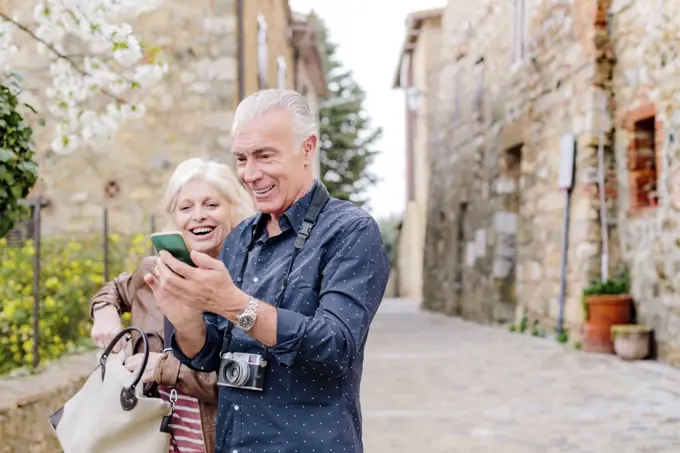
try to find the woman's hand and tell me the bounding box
[124,352,163,383]
[91,304,124,352]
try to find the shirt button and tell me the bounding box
[234,405,240,411]
[253,277,259,283]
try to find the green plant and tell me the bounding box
[0,75,39,238]
[530,319,546,337]
[574,341,582,350]
[0,233,150,374]
[582,270,630,317]
[518,314,528,334]
[582,271,630,296]
[556,330,569,344]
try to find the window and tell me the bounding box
[257,14,268,89]
[512,0,528,64]
[628,116,659,209]
[277,56,286,89]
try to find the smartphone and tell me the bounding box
[150,231,196,267]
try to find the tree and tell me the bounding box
[0,75,37,238]
[0,1,167,155]
[0,1,166,233]
[315,18,381,208]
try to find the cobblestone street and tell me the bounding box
[361,299,680,453]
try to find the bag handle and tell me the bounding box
[99,326,149,411]
[132,332,164,355]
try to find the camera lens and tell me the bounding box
[223,359,250,387]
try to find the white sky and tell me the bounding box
[290,0,446,220]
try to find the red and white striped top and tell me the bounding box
[158,385,206,453]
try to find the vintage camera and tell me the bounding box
[218,352,267,391]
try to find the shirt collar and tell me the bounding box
[251,179,320,238]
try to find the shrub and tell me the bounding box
[0,233,151,375]
[0,76,39,238]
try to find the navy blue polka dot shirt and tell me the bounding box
[172,180,390,452]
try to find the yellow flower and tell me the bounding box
[44,296,56,309]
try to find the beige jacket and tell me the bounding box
[89,257,217,453]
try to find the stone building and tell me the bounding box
[425,0,607,330]
[420,0,680,365]
[291,11,328,179]
[392,8,443,301]
[608,0,680,365]
[5,0,326,237]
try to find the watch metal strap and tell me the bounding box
[246,297,259,314]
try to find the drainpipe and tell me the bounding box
[557,134,577,336]
[236,0,245,102]
[557,186,573,336]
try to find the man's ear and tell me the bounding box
[302,135,317,164]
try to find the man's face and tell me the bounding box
[232,109,315,216]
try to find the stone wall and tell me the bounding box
[610,0,680,365]
[6,0,238,236]
[0,353,95,453]
[425,0,614,335]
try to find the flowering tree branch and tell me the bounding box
[0,0,168,155]
[0,11,127,104]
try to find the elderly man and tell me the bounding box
[145,89,390,452]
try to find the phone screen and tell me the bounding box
[150,232,196,267]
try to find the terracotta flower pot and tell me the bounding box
[581,294,633,354]
[612,324,651,361]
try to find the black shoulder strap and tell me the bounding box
[294,183,330,249]
[221,183,330,351]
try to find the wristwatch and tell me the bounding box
[236,297,259,331]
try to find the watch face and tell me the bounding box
[238,314,256,330]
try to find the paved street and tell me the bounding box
[361,299,680,453]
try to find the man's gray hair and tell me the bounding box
[232,89,319,147]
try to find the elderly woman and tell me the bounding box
[88,157,254,453]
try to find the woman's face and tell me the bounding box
[172,178,231,257]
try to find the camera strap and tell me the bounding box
[275,182,330,306]
[223,182,330,351]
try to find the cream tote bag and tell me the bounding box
[49,327,173,453]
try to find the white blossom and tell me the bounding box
[1,0,168,153]
[0,20,17,70]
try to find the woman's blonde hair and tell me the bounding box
[163,158,255,229]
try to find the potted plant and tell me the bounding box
[611,324,652,360]
[581,271,633,354]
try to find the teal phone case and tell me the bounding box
[150,233,196,267]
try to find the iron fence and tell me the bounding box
[1,200,157,371]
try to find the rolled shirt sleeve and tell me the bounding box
[171,314,226,373]
[269,217,390,376]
